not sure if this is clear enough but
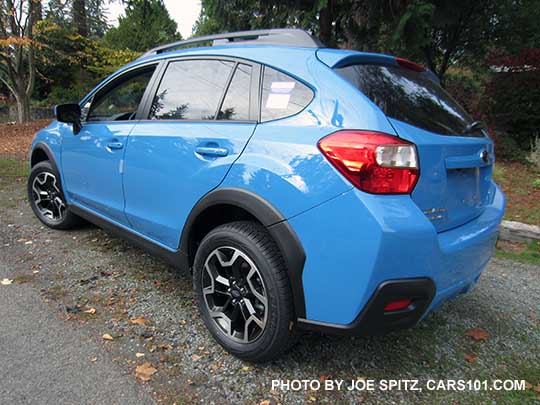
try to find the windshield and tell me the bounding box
[335,64,484,137]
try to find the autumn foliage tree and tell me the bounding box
[0,0,41,122]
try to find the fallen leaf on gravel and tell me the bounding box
[464,354,476,363]
[191,354,202,361]
[309,397,316,402]
[102,333,114,341]
[1,278,13,285]
[179,319,187,325]
[241,366,252,372]
[465,328,490,341]
[83,308,96,314]
[210,362,222,371]
[90,357,97,363]
[135,362,157,381]
[319,375,330,381]
[135,353,145,358]
[158,343,173,351]
[259,401,271,405]
[130,316,149,325]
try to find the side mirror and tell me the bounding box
[55,103,82,134]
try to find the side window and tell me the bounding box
[150,59,235,120]
[260,66,314,122]
[218,63,252,120]
[87,66,155,122]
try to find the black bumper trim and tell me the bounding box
[298,278,436,335]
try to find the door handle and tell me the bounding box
[107,142,124,150]
[195,146,228,157]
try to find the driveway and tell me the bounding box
[1,158,539,404]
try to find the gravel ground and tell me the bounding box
[1,163,539,404]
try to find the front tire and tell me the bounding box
[193,221,296,362]
[28,161,82,229]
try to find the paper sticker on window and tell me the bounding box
[271,81,295,94]
[266,93,291,109]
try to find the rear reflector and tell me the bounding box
[318,130,419,194]
[384,299,413,312]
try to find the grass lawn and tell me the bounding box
[496,240,540,265]
[493,161,540,225]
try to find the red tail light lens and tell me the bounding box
[317,130,419,194]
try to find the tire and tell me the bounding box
[193,220,296,362]
[27,161,82,230]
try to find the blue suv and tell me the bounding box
[28,29,505,362]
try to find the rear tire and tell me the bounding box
[28,161,82,230]
[193,221,296,362]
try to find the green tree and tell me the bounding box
[45,0,70,28]
[194,0,339,45]
[390,0,500,81]
[0,0,40,122]
[104,0,180,52]
[86,0,110,37]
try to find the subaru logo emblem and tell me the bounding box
[480,150,489,164]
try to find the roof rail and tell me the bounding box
[139,28,324,59]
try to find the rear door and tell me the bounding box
[336,63,495,232]
[123,58,259,248]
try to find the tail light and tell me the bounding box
[317,130,419,194]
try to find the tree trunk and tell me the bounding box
[319,1,333,46]
[73,0,88,36]
[15,93,31,123]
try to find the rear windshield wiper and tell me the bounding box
[462,120,486,135]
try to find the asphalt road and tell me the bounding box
[0,262,154,405]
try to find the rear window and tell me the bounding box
[260,67,313,122]
[336,64,482,137]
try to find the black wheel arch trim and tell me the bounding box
[31,142,60,174]
[179,187,307,319]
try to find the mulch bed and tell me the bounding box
[0,120,51,157]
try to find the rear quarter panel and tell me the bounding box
[221,51,398,219]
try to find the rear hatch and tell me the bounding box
[335,62,494,232]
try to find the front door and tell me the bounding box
[61,65,157,224]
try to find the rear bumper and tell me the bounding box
[289,181,505,332]
[298,278,435,335]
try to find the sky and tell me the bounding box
[107,0,202,39]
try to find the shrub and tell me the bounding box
[484,48,540,151]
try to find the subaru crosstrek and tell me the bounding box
[28,29,505,362]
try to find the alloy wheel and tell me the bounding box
[202,246,268,343]
[31,172,66,221]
